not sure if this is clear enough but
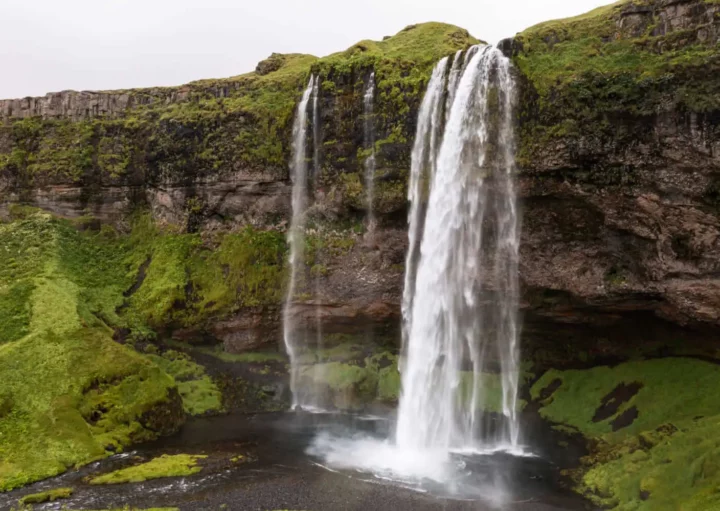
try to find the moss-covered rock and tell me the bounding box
[89,454,206,485]
[511,0,720,168]
[19,487,73,505]
[146,350,223,416]
[0,214,186,491]
[530,358,720,509]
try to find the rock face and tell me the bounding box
[514,0,720,332]
[1,6,719,349]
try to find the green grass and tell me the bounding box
[531,358,720,441]
[0,214,183,491]
[514,0,717,97]
[512,0,720,165]
[580,415,720,510]
[147,350,223,416]
[124,213,287,332]
[531,357,720,509]
[89,454,206,485]
[19,487,73,505]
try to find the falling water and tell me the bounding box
[309,75,327,408]
[445,50,463,123]
[396,45,521,451]
[401,57,448,351]
[363,72,377,232]
[283,75,316,409]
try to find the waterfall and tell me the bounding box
[401,58,448,352]
[396,45,521,451]
[283,75,315,409]
[445,50,463,124]
[310,75,326,407]
[363,71,377,232]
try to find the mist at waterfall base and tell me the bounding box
[286,45,532,504]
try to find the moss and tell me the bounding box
[513,0,720,164]
[89,454,206,485]
[531,358,720,509]
[147,350,223,416]
[187,226,287,312]
[123,213,286,331]
[19,487,73,505]
[581,416,720,510]
[531,358,720,441]
[0,213,183,491]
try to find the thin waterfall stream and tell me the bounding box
[363,71,377,233]
[283,74,317,410]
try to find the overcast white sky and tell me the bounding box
[1,0,612,99]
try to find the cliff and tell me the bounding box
[511,0,720,337]
[3,2,719,344]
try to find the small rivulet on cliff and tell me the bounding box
[0,1,719,508]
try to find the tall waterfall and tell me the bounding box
[401,58,448,351]
[283,75,316,409]
[363,72,377,232]
[396,45,521,451]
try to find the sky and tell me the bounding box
[1,0,613,99]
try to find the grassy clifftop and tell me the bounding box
[512,0,720,167]
[0,23,476,189]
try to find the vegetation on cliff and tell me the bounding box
[0,212,183,491]
[123,212,286,332]
[513,0,720,167]
[0,22,476,210]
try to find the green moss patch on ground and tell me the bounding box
[89,454,206,485]
[581,415,720,510]
[0,213,183,491]
[531,357,720,509]
[18,487,73,505]
[531,358,720,441]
